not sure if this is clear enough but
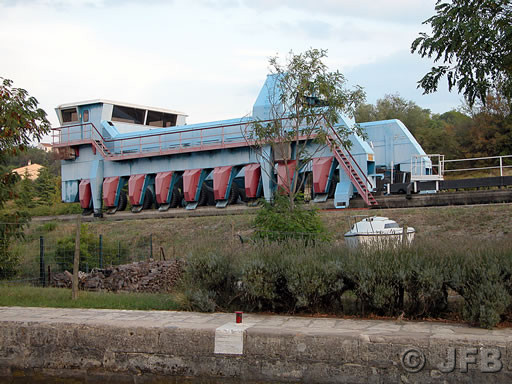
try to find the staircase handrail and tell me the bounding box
[321,117,374,189]
[52,122,111,157]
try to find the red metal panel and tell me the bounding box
[244,164,261,198]
[312,157,333,194]
[155,171,174,204]
[213,166,232,201]
[183,169,202,202]
[277,160,297,194]
[128,174,146,206]
[79,179,91,209]
[103,176,119,207]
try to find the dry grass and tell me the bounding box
[10,203,512,277]
[37,204,512,250]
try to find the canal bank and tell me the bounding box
[1,307,512,383]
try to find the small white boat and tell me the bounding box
[344,216,415,248]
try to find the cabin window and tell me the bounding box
[146,110,177,127]
[112,105,145,125]
[384,223,399,229]
[82,110,89,122]
[61,108,78,123]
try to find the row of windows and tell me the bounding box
[61,105,177,128]
[112,106,177,127]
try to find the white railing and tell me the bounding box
[410,154,444,181]
[442,155,512,176]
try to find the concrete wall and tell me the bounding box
[2,308,512,383]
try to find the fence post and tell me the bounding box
[39,236,45,287]
[149,234,153,260]
[500,156,503,177]
[117,241,121,265]
[72,215,81,300]
[99,234,103,269]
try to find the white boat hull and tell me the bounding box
[345,231,415,249]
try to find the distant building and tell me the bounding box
[13,161,44,180]
[37,143,54,153]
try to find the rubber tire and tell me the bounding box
[82,207,94,216]
[117,190,128,211]
[227,183,239,205]
[198,185,208,206]
[142,189,154,210]
[328,179,337,199]
[203,183,214,193]
[238,186,248,203]
[169,186,181,208]
[203,183,215,205]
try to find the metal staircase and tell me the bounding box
[94,139,113,157]
[324,122,378,207]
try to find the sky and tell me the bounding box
[0,0,465,133]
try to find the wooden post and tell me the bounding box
[72,215,81,300]
[402,225,408,247]
[39,236,45,287]
[98,234,103,269]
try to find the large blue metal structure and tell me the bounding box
[53,75,432,216]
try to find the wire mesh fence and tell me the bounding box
[0,221,156,287]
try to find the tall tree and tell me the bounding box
[35,166,57,205]
[355,94,431,136]
[355,94,464,159]
[15,170,36,209]
[412,0,512,108]
[0,77,51,279]
[249,49,365,209]
[464,93,512,158]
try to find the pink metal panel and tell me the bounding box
[155,171,174,204]
[103,176,120,207]
[128,174,146,206]
[312,157,334,194]
[213,166,232,201]
[79,179,91,209]
[183,169,202,202]
[244,164,261,198]
[277,160,297,194]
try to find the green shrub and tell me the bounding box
[239,257,285,311]
[182,251,237,311]
[52,224,131,272]
[37,222,57,233]
[404,248,449,318]
[183,288,218,313]
[0,213,29,280]
[346,248,405,316]
[54,224,96,272]
[449,251,511,329]
[179,238,512,328]
[284,250,348,312]
[253,194,329,243]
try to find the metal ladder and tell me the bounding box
[324,122,378,207]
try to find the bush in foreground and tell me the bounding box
[181,240,512,328]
